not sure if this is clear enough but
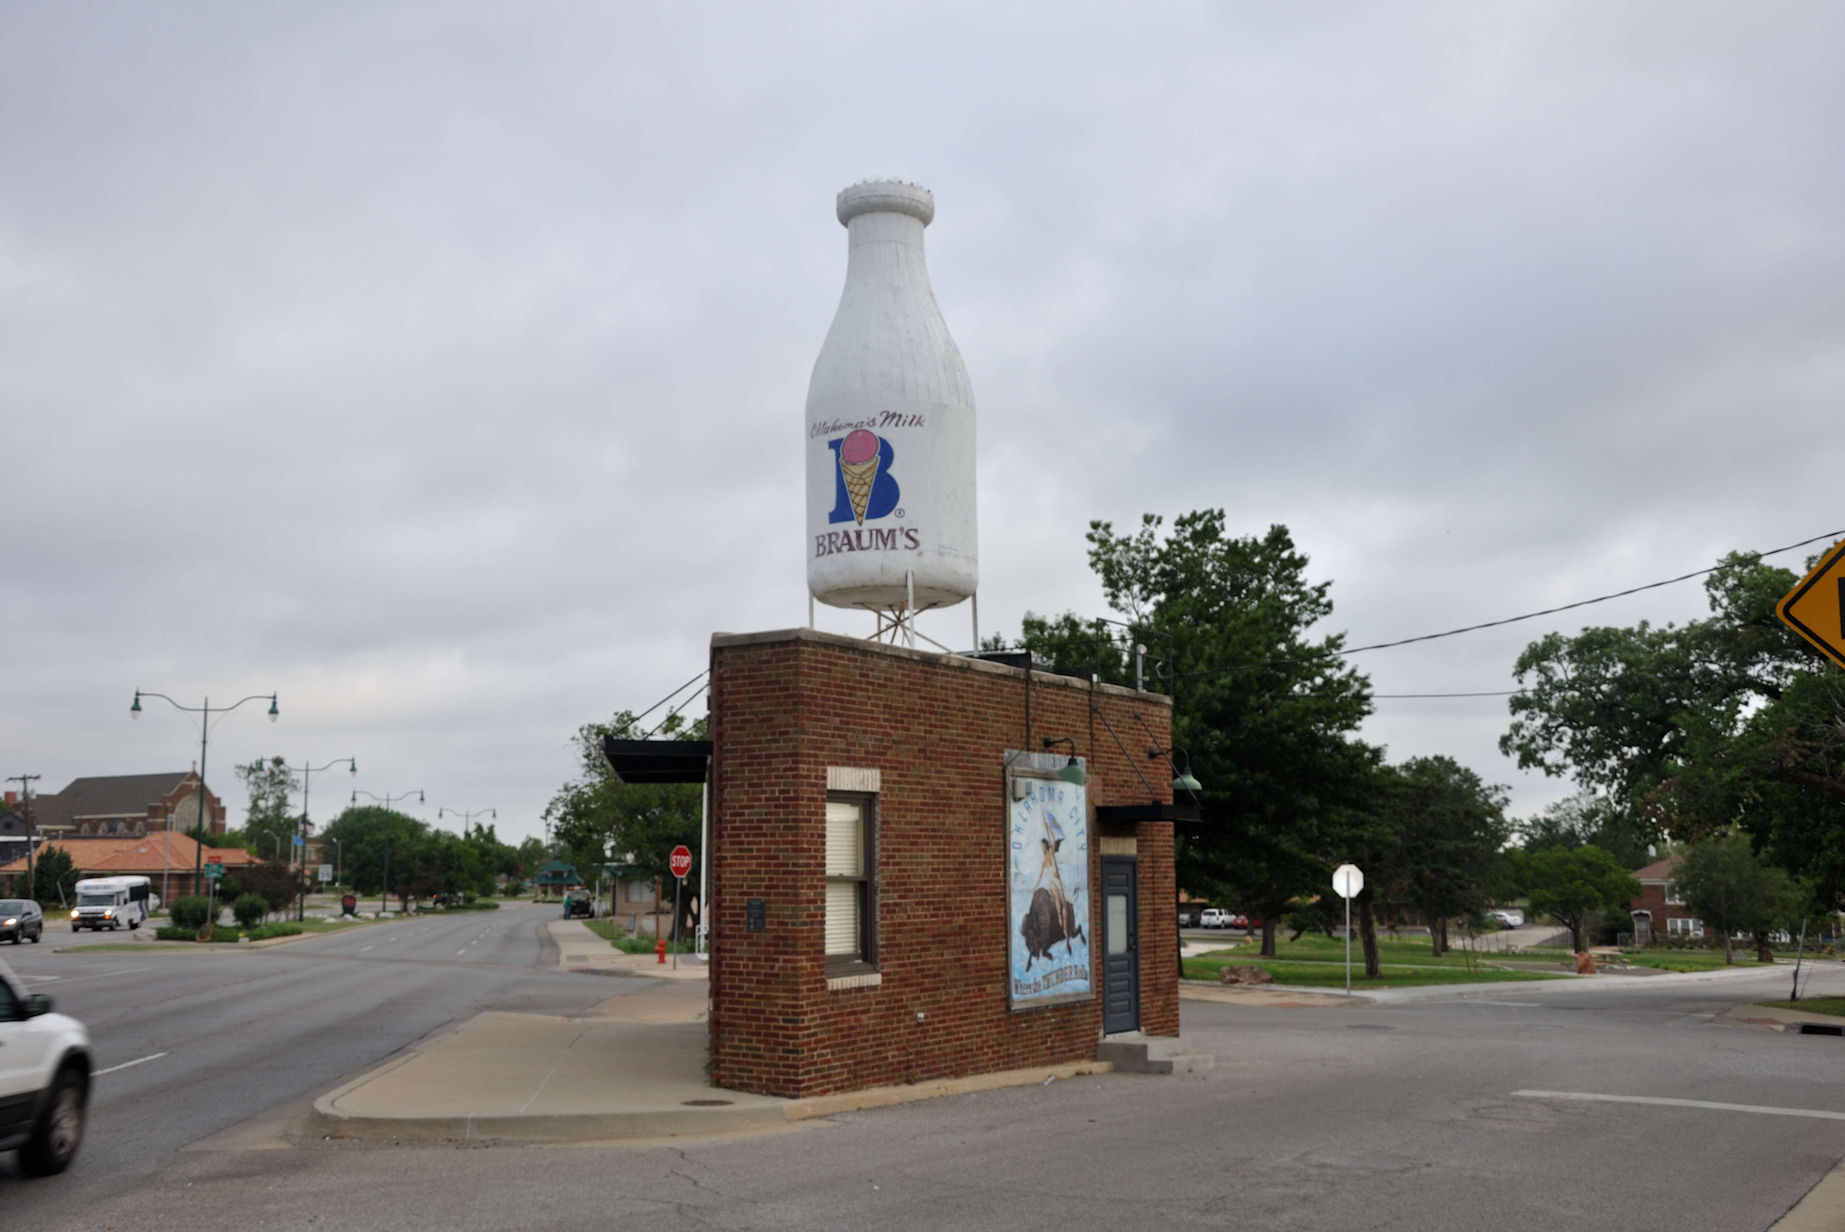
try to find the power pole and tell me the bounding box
[5,775,40,899]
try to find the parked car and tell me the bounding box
[562,891,594,919]
[1228,914,1265,930]
[1178,907,1202,928]
[0,957,91,1176]
[1198,908,1230,929]
[0,900,44,945]
[1490,909,1525,928]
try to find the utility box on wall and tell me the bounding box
[706,628,1185,1100]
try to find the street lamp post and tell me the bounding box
[280,757,356,921]
[132,690,277,898]
[328,836,341,888]
[352,789,423,914]
[4,775,39,901]
[437,807,496,839]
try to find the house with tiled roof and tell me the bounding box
[1628,853,1699,944]
[26,771,228,840]
[0,833,257,902]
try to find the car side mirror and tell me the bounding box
[24,993,53,1018]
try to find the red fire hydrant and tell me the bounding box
[655,938,667,964]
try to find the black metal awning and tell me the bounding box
[1095,803,1202,825]
[601,738,712,785]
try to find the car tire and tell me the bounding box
[18,1065,86,1177]
[30,927,41,943]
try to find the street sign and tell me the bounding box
[1777,537,1845,671]
[293,834,304,847]
[669,845,693,879]
[205,861,223,880]
[317,863,334,883]
[1332,864,1363,899]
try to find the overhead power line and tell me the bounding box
[1340,527,1844,657]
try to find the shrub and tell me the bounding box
[170,896,212,930]
[155,925,199,941]
[244,922,304,941]
[232,894,268,930]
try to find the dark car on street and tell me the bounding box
[0,900,44,945]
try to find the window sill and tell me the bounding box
[826,968,882,992]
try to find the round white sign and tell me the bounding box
[1332,863,1364,899]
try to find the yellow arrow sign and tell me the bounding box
[1777,537,1845,670]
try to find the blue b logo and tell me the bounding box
[827,434,901,525]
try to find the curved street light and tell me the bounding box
[131,689,278,895]
[438,807,496,839]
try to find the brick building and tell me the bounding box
[12,771,228,839]
[1629,853,1700,943]
[700,628,1188,1100]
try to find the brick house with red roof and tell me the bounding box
[1628,853,1702,944]
[0,833,258,902]
[21,771,228,840]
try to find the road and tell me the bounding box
[0,901,625,1210]
[5,913,1845,1230]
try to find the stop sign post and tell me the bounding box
[1332,863,1364,997]
[669,846,692,969]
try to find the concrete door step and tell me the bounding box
[1095,1033,1214,1075]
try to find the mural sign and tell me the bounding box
[1006,772,1091,1009]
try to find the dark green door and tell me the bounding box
[1102,856,1139,1034]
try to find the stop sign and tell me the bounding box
[669,845,693,879]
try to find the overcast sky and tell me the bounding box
[4,2,1840,846]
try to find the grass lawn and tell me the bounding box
[1758,996,1845,1018]
[1616,949,1767,973]
[1183,952,1568,988]
[580,919,696,953]
[1210,933,1564,970]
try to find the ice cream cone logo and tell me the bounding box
[826,429,901,525]
[838,430,881,525]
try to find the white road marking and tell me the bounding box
[359,945,375,953]
[456,948,467,956]
[1479,1001,1541,1008]
[95,1052,168,1077]
[18,967,146,986]
[1514,1090,1845,1122]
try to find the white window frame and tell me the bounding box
[1666,916,1703,938]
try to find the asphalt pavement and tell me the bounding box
[6,907,1845,1231]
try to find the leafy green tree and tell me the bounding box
[231,894,268,929]
[1501,552,1845,907]
[1505,844,1639,952]
[31,846,78,908]
[544,711,705,936]
[1672,833,1805,964]
[237,756,300,863]
[321,806,430,899]
[237,860,306,916]
[1518,791,1651,870]
[1005,512,1376,958]
[1383,757,1511,956]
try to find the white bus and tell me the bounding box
[69,876,158,932]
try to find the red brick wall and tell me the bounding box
[708,629,1178,1099]
[1629,882,1703,940]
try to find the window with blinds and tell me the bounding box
[825,794,875,966]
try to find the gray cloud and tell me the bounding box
[4,2,1840,837]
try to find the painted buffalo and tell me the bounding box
[1020,887,1085,971]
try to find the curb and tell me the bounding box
[308,1056,1115,1144]
[1772,1153,1845,1230]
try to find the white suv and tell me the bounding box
[0,958,90,1175]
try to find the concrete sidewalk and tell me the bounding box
[311,974,1114,1143]
[550,918,710,981]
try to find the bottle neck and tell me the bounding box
[843,210,931,284]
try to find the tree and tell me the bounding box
[237,756,299,863]
[31,846,78,908]
[1501,552,1845,908]
[321,806,429,898]
[1382,757,1511,956]
[1506,844,1639,953]
[1004,512,1376,958]
[544,710,705,937]
[1518,791,1651,870]
[1672,833,1805,964]
[237,860,307,917]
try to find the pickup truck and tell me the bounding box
[0,958,90,1175]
